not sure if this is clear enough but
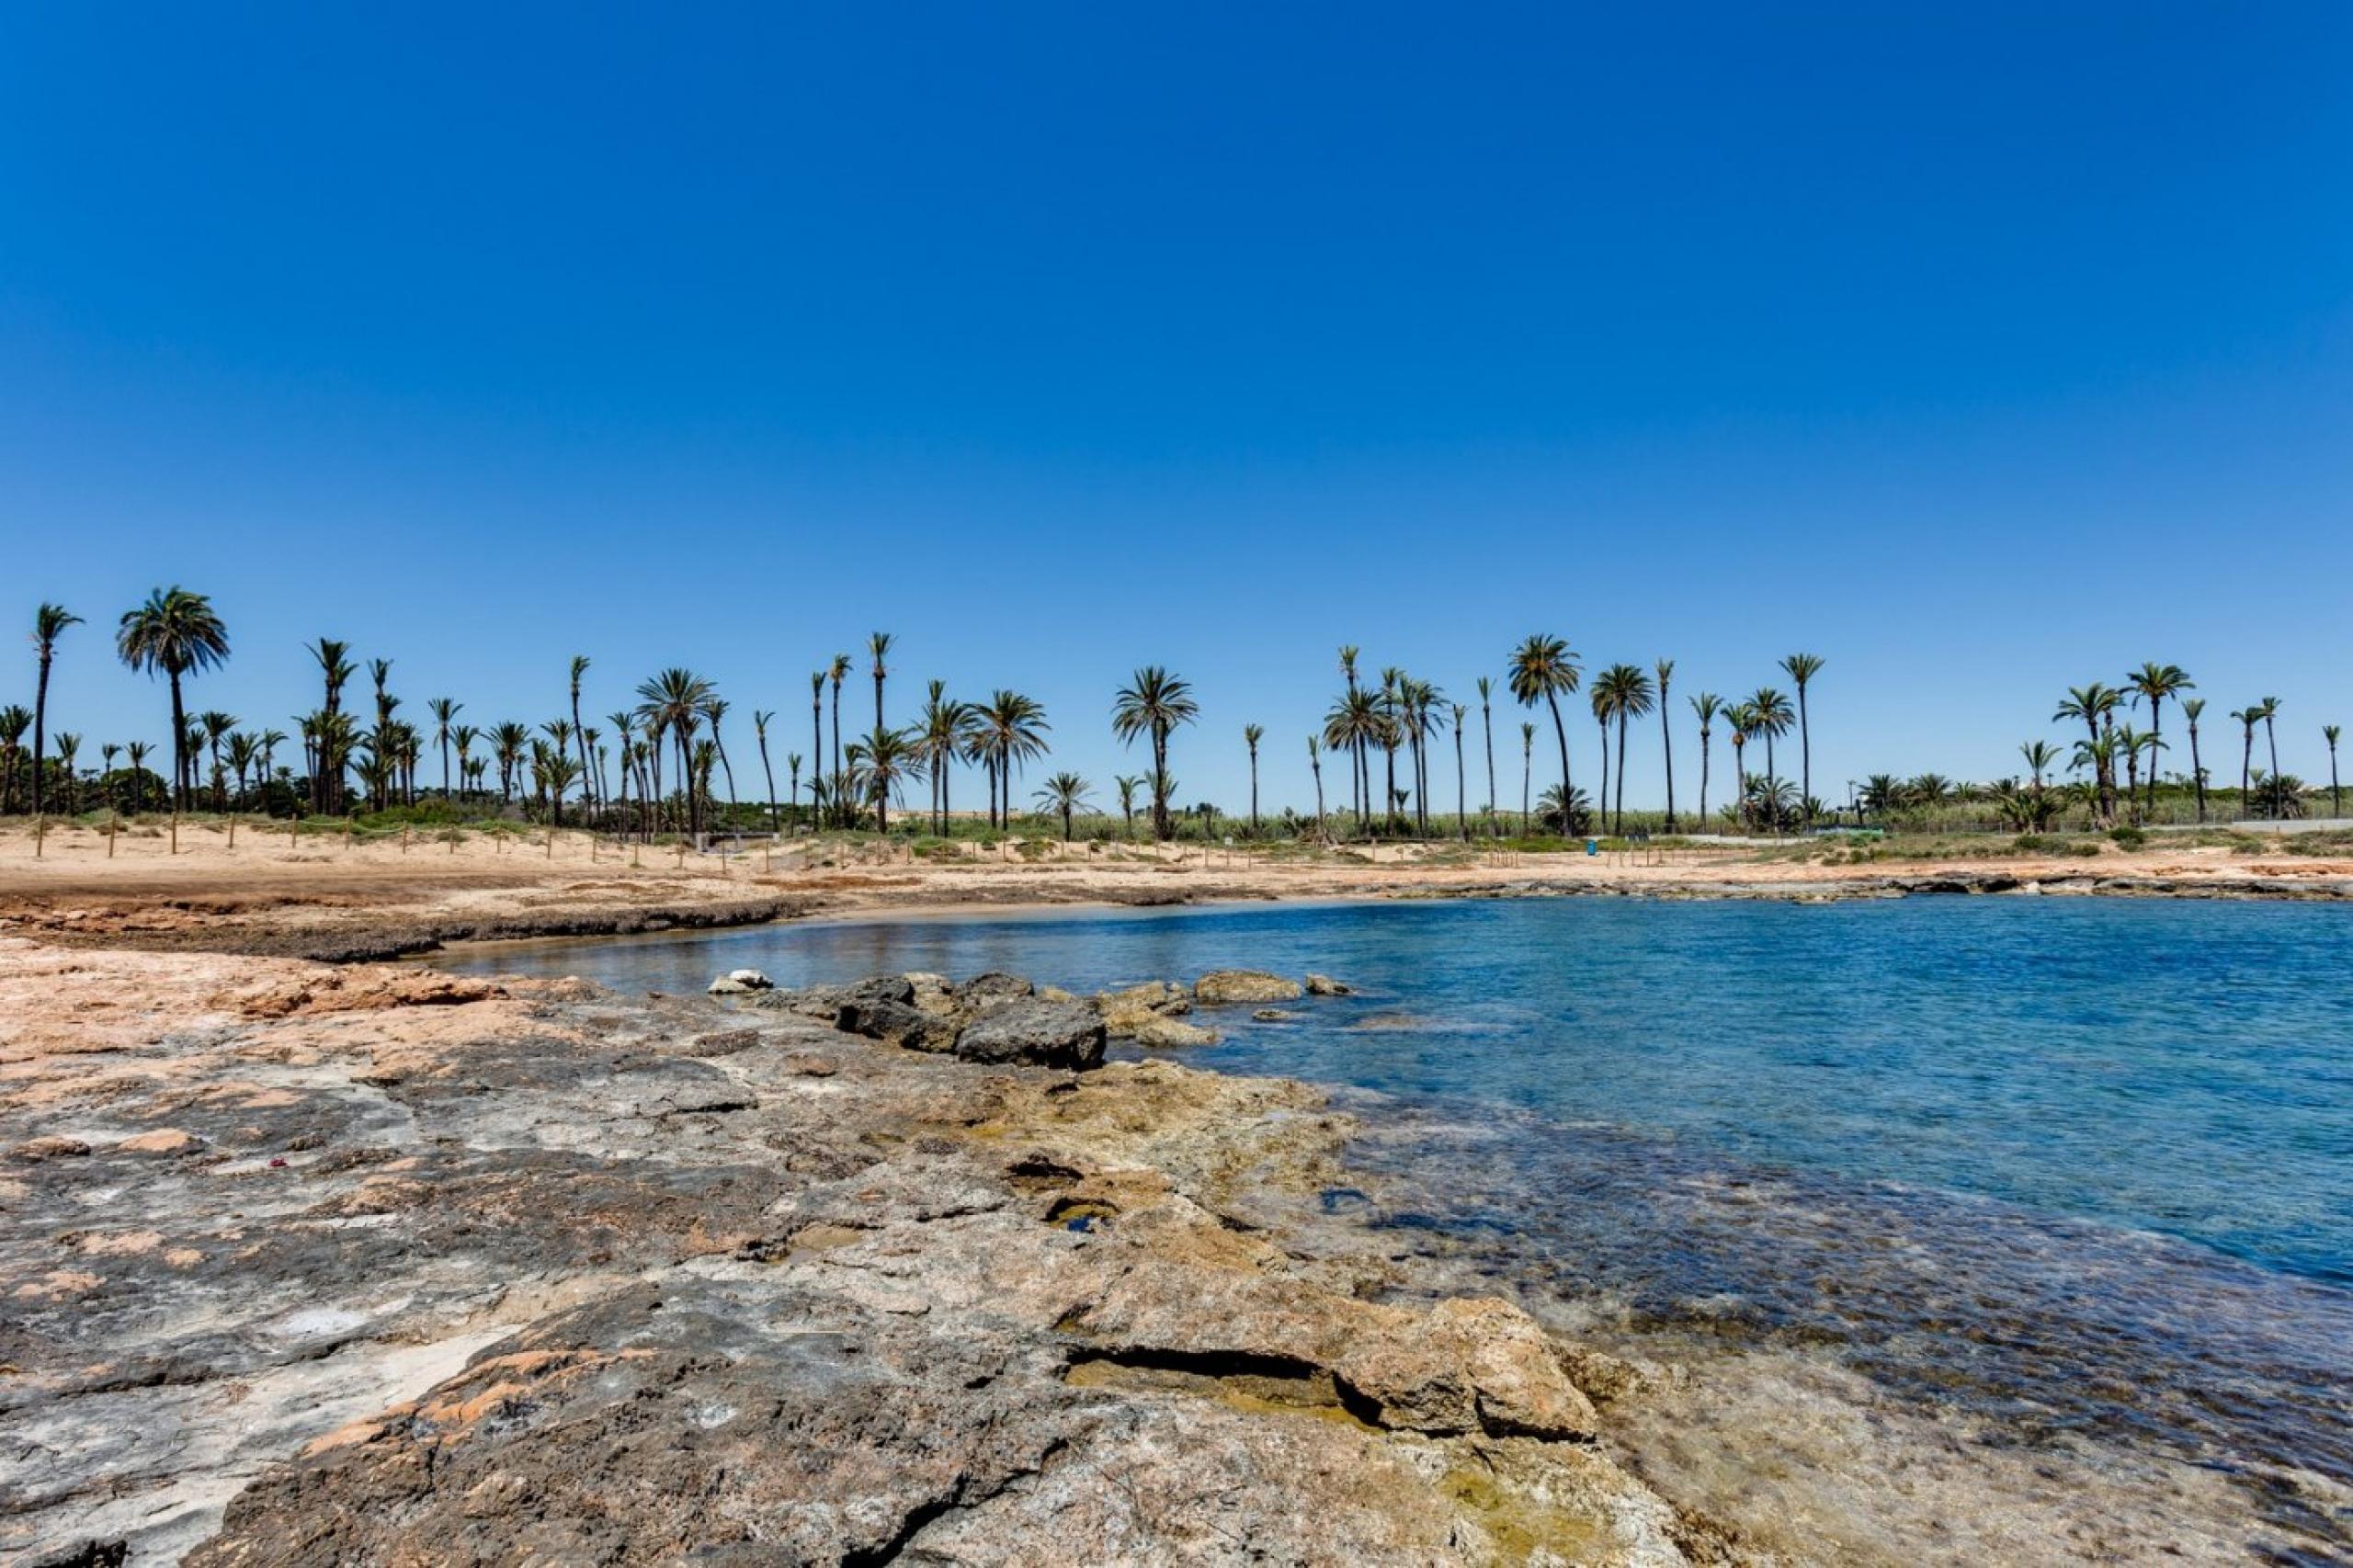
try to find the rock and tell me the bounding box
[706,975,751,994]
[117,1129,204,1157]
[1304,973,1353,996]
[725,968,774,990]
[1252,1008,1293,1023]
[837,998,960,1053]
[957,971,1034,1009]
[902,971,959,1016]
[1334,1298,1598,1442]
[1193,969,1304,1005]
[1094,981,1194,1038]
[1037,984,1078,1004]
[9,1135,91,1163]
[951,1000,1106,1070]
[848,975,918,1009]
[1131,1017,1220,1049]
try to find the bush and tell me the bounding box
[2108,825,2146,851]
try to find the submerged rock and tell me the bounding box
[1095,981,1194,1038]
[951,999,1107,1069]
[1304,973,1353,996]
[1194,970,1305,1005]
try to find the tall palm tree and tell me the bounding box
[973,690,1051,829]
[1378,668,1406,835]
[1779,653,1824,824]
[568,656,592,811]
[2325,724,2342,819]
[869,633,893,731]
[1745,687,1794,829]
[1727,706,1755,829]
[787,753,802,824]
[2182,698,2208,822]
[1306,737,1325,840]
[1589,683,1613,832]
[634,670,715,832]
[2126,663,2193,819]
[2230,706,2258,814]
[1322,687,1387,841]
[427,698,461,799]
[1405,680,1445,835]
[1476,676,1497,836]
[753,710,780,834]
[1595,664,1654,835]
[1114,774,1143,839]
[1654,659,1676,833]
[915,681,967,834]
[0,709,26,814]
[29,603,82,824]
[1519,722,1534,835]
[307,637,356,812]
[1690,692,1722,826]
[1337,646,1363,822]
[115,587,229,812]
[1507,634,1580,838]
[199,710,236,811]
[1243,723,1264,833]
[827,654,852,825]
[807,672,826,826]
[1450,702,1469,840]
[452,724,480,806]
[1111,666,1198,841]
[2260,697,2283,820]
[2056,684,2122,823]
[2020,739,2061,794]
[1034,771,1092,841]
[702,697,739,828]
[846,724,923,834]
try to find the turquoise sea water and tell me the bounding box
[438,896,2353,1533]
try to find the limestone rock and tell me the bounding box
[1335,1298,1599,1441]
[837,997,960,1053]
[1132,1017,1220,1049]
[1193,969,1304,1005]
[1095,981,1193,1038]
[957,971,1036,1009]
[952,1000,1106,1070]
[1305,972,1354,996]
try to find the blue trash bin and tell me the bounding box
[1586,838,1599,856]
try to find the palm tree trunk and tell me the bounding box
[1482,703,1495,837]
[1797,687,1812,824]
[2265,718,2280,819]
[1596,715,1609,831]
[1454,728,1467,841]
[168,670,188,812]
[759,740,779,835]
[2148,708,2163,819]
[1698,732,1711,824]
[1543,693,1571,837]
[31,653,51,821]
[1659,704,1675,833]
[1615,712,1630,835]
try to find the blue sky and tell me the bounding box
[4,3,2348,813]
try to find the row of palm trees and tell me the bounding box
[20,589,2348,840]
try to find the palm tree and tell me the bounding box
[0,708,26,814]
[2056,684,2122,823]
[426,698,461,799]
[53,733,82,814]
[537,747,582,830]
[1745,687,1794,830]
[1690,692,1722,826]
[1114,774,1143,839]
[808,671,826,826]
[635,669,716,835]
[1035,771,1092,841]
[1595,664,1654,835]
[2231,706,2258,815]
[306,637,355,810]
[1243,723,1264,833]
[2074,732,2121,824]
[1507,634,1580,838]
[869,632,893,731]
[1518,722,1534,835]
[1338,646,1363,821]
[115,587,229,812]
[1779,653,1824,824]
[1589,683,1612,831]
[1727,703,1756,829]
[452,724,479,806]
[2182,698,2208,822]
[1450,702,1469,840]
[969,689,1050,829]
[1654,659,1677,833]
[846,724,923,834]
[199,710,236,811]
[124,740,152,813]
[1111,666,1198,841]
[702,697,740,829]
[749,710,778,833]
[568,656,592,811]
[2325,724,2342,819]
[491,722,529,805]
[1476,676,1497,836]
[2126,663,2193,819]
[2020,739,2061,798]
[29,603,82,824]
[787,753,803,824]
[1306,737,1325,840]
[827,654,851,825]
[1322,687,1387,841]
[916,681,972,834]
[2260,698,2283,820]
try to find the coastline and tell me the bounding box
[3,883,2345,1560]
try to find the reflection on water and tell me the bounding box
[438,895,2353,1545]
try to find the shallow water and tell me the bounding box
[438,896,2353,1546]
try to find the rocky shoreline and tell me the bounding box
[0,941,1713,1564]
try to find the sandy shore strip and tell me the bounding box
[3,821,2350,963]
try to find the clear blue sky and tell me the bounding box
[5,3,2347,813]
